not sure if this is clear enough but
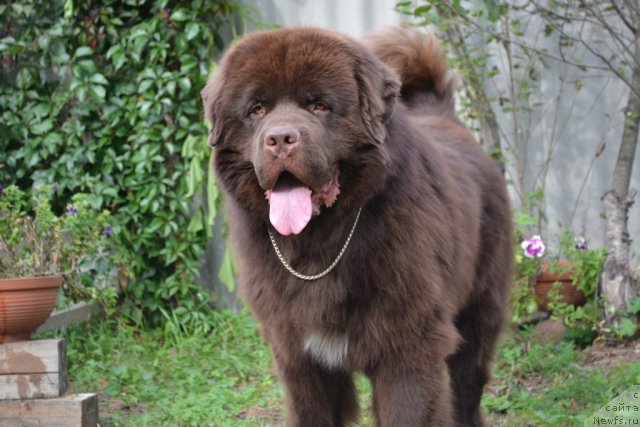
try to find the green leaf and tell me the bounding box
[414,5,432,16]
[219,245,236,292]
[91,85,106,100]
[616,318,637,338]
[166,80,177,97]
[186,157,203,198]
[139,100,152,117]
[102,187,119,198]
[187,209,204,233]
[90,73,108,85]
[138,79,154,94]
[170,9,189,22]
[64,0,73,21]
[26,151,40,167]
[74,46,93,57]
[38,34,51,50]
[178,77,191,93]
[185,23,200,41]
[206,160,218,229]
[43,132,63,153]
[179,55,198,73]
[32,119,54,135]
[514,211,537,228]
[147,217,164,233]
[181,134,198,157]
[32,103,50,117]
[106,45,126,70]
[628,297,640,315]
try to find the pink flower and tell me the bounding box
[522,235,545,258]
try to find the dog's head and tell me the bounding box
[202,27,400,235]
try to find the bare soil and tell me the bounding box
[582,337,640,370]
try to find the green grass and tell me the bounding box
[51,312,640,426]
[62,311,283,426]
[485,337,640,426]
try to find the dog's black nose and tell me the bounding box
[264,126,300,158]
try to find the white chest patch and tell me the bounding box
[303,332,349,370]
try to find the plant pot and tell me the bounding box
[534,261,586,312]
[0,275,63,343]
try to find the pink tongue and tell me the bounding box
[269,174,313,235]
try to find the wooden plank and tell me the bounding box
[0,373,68,400]
[0,339,67,399]
[0,393,98,427]
[0,339,66,374]
[36,303,102,334]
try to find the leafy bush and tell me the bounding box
[0,0,257,324]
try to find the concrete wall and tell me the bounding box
[245,0,406,37]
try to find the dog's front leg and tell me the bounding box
[370,358,454,427]
[274,355,359,427]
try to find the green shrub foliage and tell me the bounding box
[0,0,247,324]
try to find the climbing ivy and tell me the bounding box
[0,0,257,326]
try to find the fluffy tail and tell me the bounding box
[363,27,456,115]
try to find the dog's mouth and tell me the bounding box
[265,169,340,236]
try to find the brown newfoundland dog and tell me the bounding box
[202,27,512,427]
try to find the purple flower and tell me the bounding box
[0,184,3,196]
[521,235,545,258]
[103,226,113,237]
[574,236,588,250]
[66,206,78,216]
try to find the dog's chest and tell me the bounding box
[303,331,349,370]
[272,269,358,370]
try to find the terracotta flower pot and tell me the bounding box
[0,275,63,343]
[534,261,586,312]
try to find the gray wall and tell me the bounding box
[246,0,406,36]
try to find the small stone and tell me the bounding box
[532,319,568,344]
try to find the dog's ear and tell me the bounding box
[356,51,400,144]
[201,71,225,147]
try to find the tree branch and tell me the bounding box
[610,0,637,35]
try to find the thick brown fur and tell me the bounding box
[202,26,512,427]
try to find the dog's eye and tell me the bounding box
[311,102,329,114]
[249,103,266,118]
